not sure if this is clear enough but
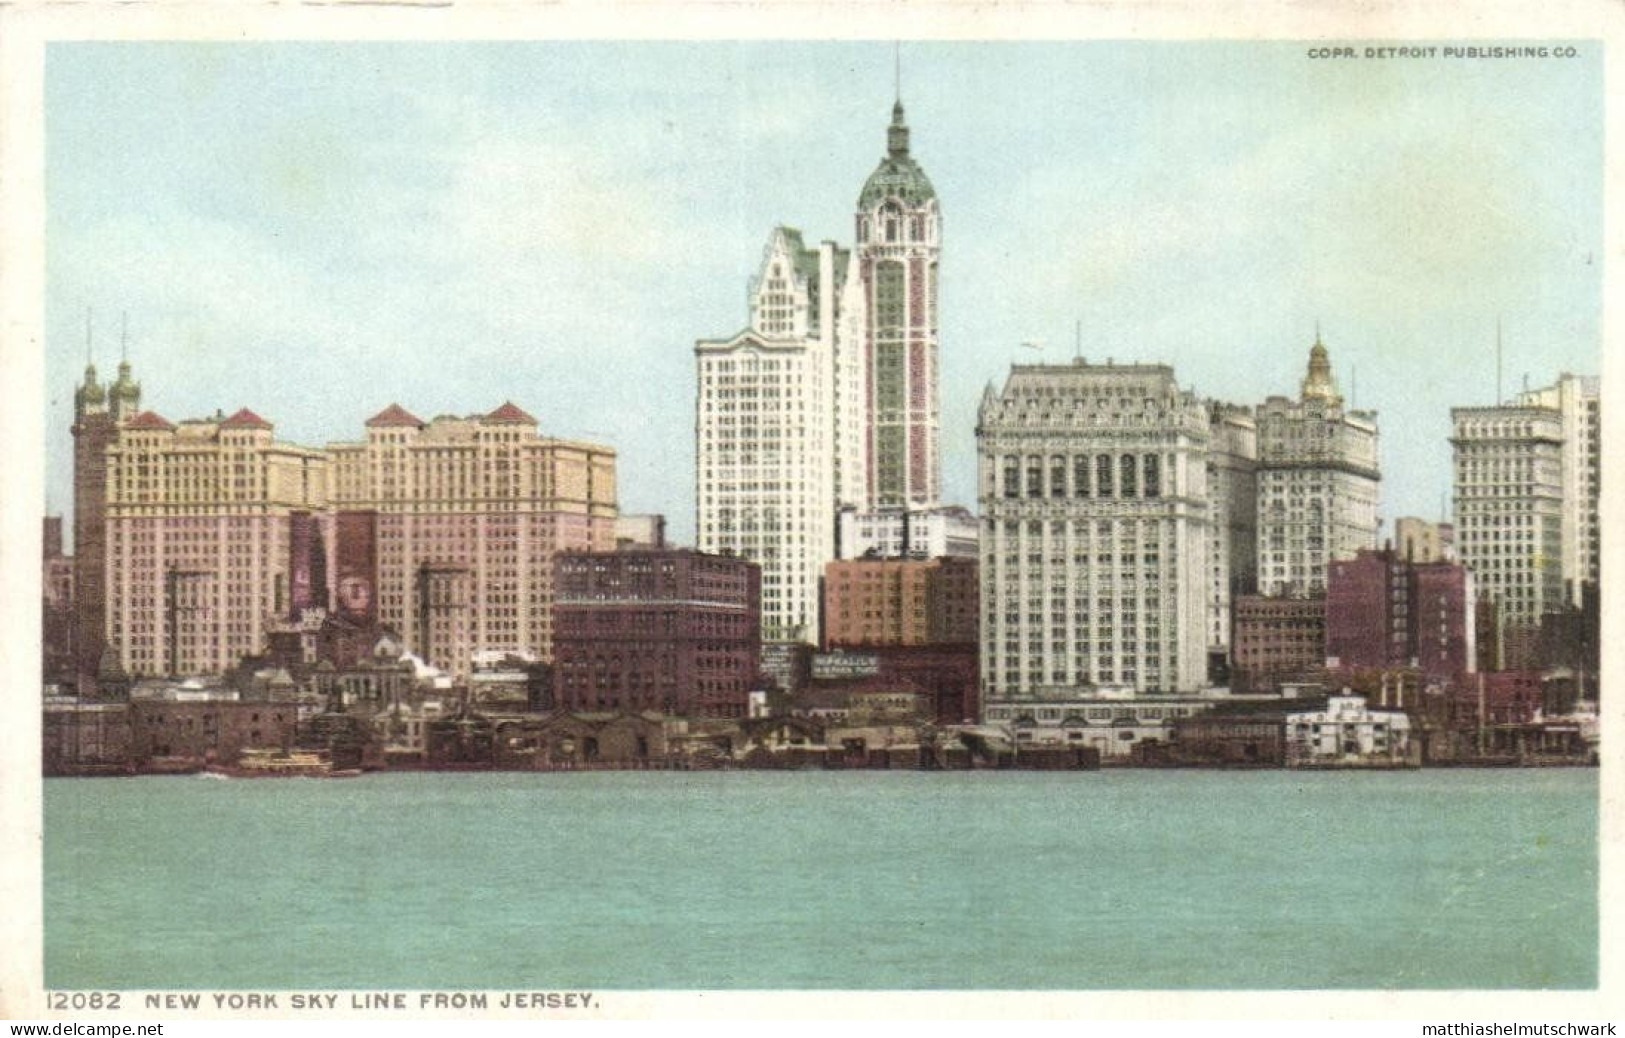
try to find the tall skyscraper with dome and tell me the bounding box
[695,93,945,645]
[855,99,942,510]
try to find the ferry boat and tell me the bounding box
[205,748,362,779]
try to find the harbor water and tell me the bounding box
[44,768,1596,990]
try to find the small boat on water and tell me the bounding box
[205,748,363,779]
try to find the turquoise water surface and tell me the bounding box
[44,769,1597,990]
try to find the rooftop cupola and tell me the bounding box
[1301,331,1343,406]
[74,362,106,416]
[110,359,141,419]
[888,99,910,157]
[858,99,936,211]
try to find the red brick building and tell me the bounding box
[552,548,761,717]
[1449,671,1544,728]
[822,556,978,649]
[1231,594,1326,693]
[1412,562,1475,681]
[1325,552,1400,671]
[1325,548,1474,685]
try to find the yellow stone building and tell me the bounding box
[88,382,617,680]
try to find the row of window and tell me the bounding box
[995,453,1168,500]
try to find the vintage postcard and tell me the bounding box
[0,0,1620,1025]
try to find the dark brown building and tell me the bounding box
[1474,595,1502,674]
[489,712,671,769]
[1231,594,1326,693]
[874,644,980,724]
[760,640,813,696]
[43,516,76,687]
[552,548,760,717]
[43,700,132,775]
[1162,714,1287,766]
[1537,581,1599,679]
[791,676,932,724]
[73,358,140,695]
[127,699,299,766]
[806,644,979,724]
[822,555,978,649]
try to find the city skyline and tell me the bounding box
[45,41,1602,545]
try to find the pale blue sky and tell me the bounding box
[46,41,1602,545]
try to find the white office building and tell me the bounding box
[695,228,865,644]
[837,504,977,559]
[977,361,1212,702]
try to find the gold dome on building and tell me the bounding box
[1301,330,1343,405]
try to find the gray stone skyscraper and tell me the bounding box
[1205,403,1258,678]
[1255,334,1380,597]
[1451,372,1598,669]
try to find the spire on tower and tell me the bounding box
[109,311,141,419]
[887,44,910,158]
[858,48,935,210]
[75,308,106,417]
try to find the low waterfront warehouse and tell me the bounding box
[1285,691,1413,765]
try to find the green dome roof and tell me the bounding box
[857,101,936,210]
[859,156,937,209]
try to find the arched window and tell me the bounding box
[1074,455,1091,497]
[1120,454,1138,498]
[1143,455,1161,498]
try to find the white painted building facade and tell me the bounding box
[695,229,866,644]
[977,361,1212,702]
[837,504,978,559]
[1285,692,1411,763]
[1508,373,1600,604]
[1450,403,1566,631]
